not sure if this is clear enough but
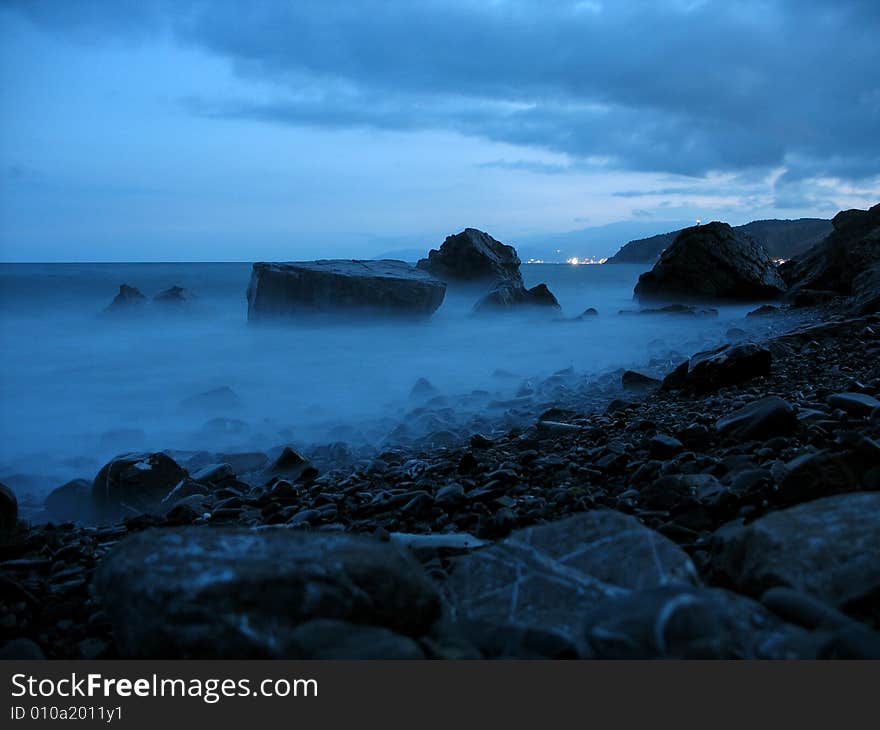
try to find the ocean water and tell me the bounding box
[0,262,765,497]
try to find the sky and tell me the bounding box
[0,0,878,262]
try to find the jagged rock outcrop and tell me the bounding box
[607,219,832,265]
[417,228,522,284]
[103,284,146,313]
[246,260,446,319]
[780,203,880,314]
[634,222,787,302]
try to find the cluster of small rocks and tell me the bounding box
[2,305,879,659]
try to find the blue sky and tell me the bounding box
[1,0,877,261]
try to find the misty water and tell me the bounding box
[0,262,767,503]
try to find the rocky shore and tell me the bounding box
[1,300,878,660]
[1,205,878,660]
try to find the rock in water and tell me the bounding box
[473,281,561,313]
[634,222,786,302]
[246,260,446,320]
[94,527,441,657]
[445,510,697,643]
[44,479,96,524]
[780,203,880,314]
[711,493,880,624]
[92,452,188,520]
[716,396,797,441]
[417,228,523,284]
[0,482,17,539]
[103,284,146,313]
[153,285,196,306]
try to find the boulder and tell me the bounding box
[246,260,446,320]
[473,282,560,313]
[621,370,661,391]
[153,285,196,306]
[583,585,807,659]
[619,303,719,317]
[711,493,880,624]
[445,510,697,643]
[44,479,96,524]
[94,527,441,657]
[92,452,188,520]
[663,343,772,392]
[103,284,146,313]
[827,392,880,418]
[776,435,880,505]
[0,482,17,539]
[417,228,522,284]
[780,204,880,314]
[715,396,797,441]
[634,222,786,302]
[747,304,780,317]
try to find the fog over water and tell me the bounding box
[0,262,766,499]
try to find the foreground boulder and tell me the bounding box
[583,585,807,659]
[473,281,560,313]
[445,510,697,644]
[92,452,188,520]
[247,260,446,320]
[663,343,772,392]
[417,228,522,284]
[103,284,146,313]
[94,527,441,657]
[780,203,880,314]
[711,493,880,625]
[634,222,786,302]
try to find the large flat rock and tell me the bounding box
[247,259,446,319]
[94,527,442,658]
[444,510,698,642]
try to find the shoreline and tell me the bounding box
[2,301,878,659]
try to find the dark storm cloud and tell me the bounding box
[5,0,879,184]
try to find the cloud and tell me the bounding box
[4,0,880,187]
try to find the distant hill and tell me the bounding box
[605,218,833,264]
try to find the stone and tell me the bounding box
[417,228,522,284]
[649,433,684,459]
[410,377,438,399]
[622,370,661,391]
[827,392,880,418]
[153,285,196,306]
[776,437,880,505]
[583,585,807,659]
[666,343,772,392]
[641,473,724,513]
[634,222,786,302]
[578,307,599,318]
[435,483,466,509]
[747,304,780,317]
[0,482,17,539]
[473,281,561,313]
[92,452,188,521]
[103,284,146,313]
[179,386,242,414]
[263,447,318,483]
[286,619,425,659]
[94,527,442,658]
[711,493,880,624]
[780,203,880,313]
[44,479,96,524]
[715,396,797,441]
[247,260,446,319]
[190,463,235,484]
[445,510,697,643]
[0,638,45,660]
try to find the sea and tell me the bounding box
[0,262,767,500]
